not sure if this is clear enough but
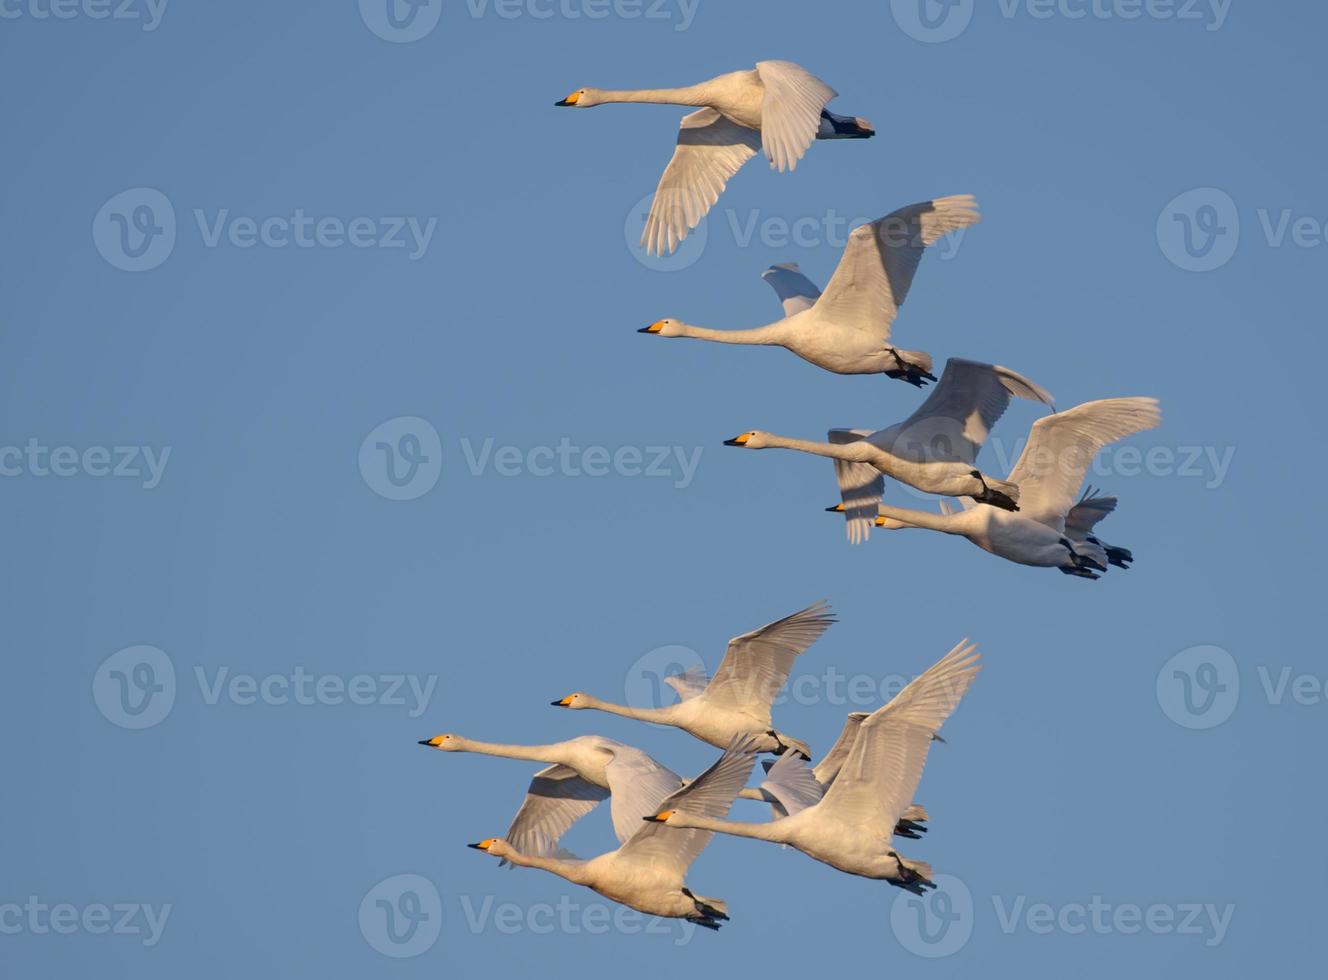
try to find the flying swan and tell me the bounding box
[469,736,763,929]
[551,601,835,758]
[555,62,873,256]
[641,196,980,385]
[866,398,1161,578]
[645,642,982,893]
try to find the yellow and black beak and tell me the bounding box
[643,810,676,823]
[723,433,751,447]
[638,321,664,334]
[551,696,573,707]
[417,736,443,747]
[468,839,495,851]
[825,504,845,513]
[555,92,581,107]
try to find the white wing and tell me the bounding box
[602,746,684,844]
[814,195,981,342]
[761,262,822,317]
[1007,398,1162,532]
[828,429,883,545]
[818,641,981,834]
[877,358,1056,466]
[701,601,836,722]
[811,711,868,786]
[641,108,760,256]
[618,737,761,875]
[662,665,710,703]
[502,765,608,864]
[759,751,824,819]
[1064,487,1119,538]
[755,61,837,172]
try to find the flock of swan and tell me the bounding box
[420,60,1164,930]
[424,603,972,928]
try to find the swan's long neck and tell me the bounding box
[674,813,789,843]
[453,739,562,765]
[875,505,966,536]
[676,322,789,346]
[759,434,914,481]
[584,696,676,725]
[593,84,713,107]
[500,849,591,885]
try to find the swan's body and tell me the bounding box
[814,357,1055,542]
[868,398,1162,578]
[647,642,982,892]
[642,196,980,384]
[725,427,1025,513]
[553,601,835,758]
[418,734,681,860]
[556,62,873,255]
[469,738,762,929]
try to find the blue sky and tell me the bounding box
[1,2,1323,977]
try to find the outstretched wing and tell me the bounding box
[602,746,684,845]
[828,429,884,545]
[811,711,869,787]
[641,108,760,256]
[815,195,981,342]
[1064,487,1119,538]
[761,262,822,317]
[1007,398,1161,532]
[502,765,608,865]
[759,751,824,819]
[701,601,837,723]
[755,61,837,172]
[878,359,1055,466]
[618,737,761,876]
[819,641,981,834]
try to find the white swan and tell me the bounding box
[645,642,982,893]
[723,419,1026,514]
[418,733,682,862]
[551,601,835,758]
[641,195,980,384]
[556,62,873,255]
[867,398,1162,578]
[469,737,762,929]
[815,357,1056,543]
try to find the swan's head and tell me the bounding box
[643,809,687,826]
[551,692,592,709]
[723,431,770,449]
[638,318,685,338]
[417,733,462,751]
[555,87,601,108]
[468,838,515,858]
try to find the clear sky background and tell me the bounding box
[2,1,1323,976]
